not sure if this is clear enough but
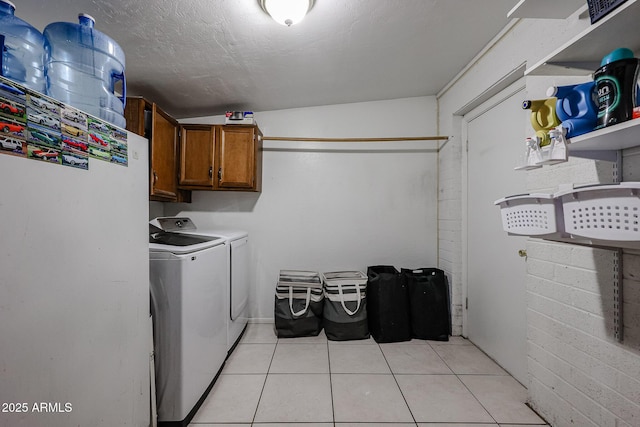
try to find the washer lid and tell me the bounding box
[149,220,225,254]
[183,228,248,241]
[149,232,217,247]
[149,234,225,254]
[150,217,197,232]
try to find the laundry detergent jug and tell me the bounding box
[44,14,126,128]
[547,81,598,138]
[522,98,561,146]
[594,48,640,129]
[0,0,46,93]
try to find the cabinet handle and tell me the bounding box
[218,167,222,181]
[153,170,158,184]
[209,166,213,178]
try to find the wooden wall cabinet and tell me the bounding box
[179,125,216,189]
[217,125,263,191]
[179,124,262,192]
[125,97,190,202]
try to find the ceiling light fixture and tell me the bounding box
[259,0,315,26]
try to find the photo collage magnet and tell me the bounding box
[0,75,128,170]
[87,116,128,166]
[26,93,64,166]
[0,79,27,158]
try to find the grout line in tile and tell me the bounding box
[263,373,331,377]
[428,339,503,425]
[377,341,394,374]
[250,337,278,425]
[377,341,418,426]
[455,370,499,425]
[326,337,335,423]
[427,338,455,372]
[327,372,401,375]
[454,372,513,376]
[448,338,511,376]
[392,373,458,376]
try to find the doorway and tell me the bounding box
[463,80,529,384]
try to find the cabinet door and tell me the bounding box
[150,105,179,201]
[124,97,146,136]
[179,125,215,189]
[216,126,256,189]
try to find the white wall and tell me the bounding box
[166,97,439,320]
[438,7,640,427]
[150,201,165,220]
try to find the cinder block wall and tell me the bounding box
[438,120,464,335]
[524,151,640,426]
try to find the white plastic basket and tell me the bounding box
[556,182,640,241]
[494,193,563,236]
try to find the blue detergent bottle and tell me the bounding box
[0,0,46,93]
[547,81,598,138]
[44,14,126,128]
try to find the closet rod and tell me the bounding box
[263,136,449,142]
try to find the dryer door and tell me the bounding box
[230,237,249,321]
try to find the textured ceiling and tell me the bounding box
[14,0,519,119]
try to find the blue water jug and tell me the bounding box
[547,82,598,138]
[0,0,46,93]
[44,14,126,128]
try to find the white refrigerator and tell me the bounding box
[0,132,150,427]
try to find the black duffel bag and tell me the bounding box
[402,268,450,341]
[366,266,411,343]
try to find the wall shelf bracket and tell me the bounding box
[613,249,623,343]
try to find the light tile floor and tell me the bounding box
[190,323,547,427]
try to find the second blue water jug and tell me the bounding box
[0,0,46,93]
[44,14,126,128]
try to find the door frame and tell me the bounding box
[460,73,526,338]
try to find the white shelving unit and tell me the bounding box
[525,0,640,76]
[520,0,640,157]
[507,1,640,343]
[496,184,640,251]
[567,119,640,152]
[508,0,586,19]
[509,1,640,234]
[521,117,640,250]
[545,236,640,251]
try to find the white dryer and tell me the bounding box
[156,217,251,353]
[149,218,228,425]
[211,229,250,352]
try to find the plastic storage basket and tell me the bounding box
[494,193,563,236]
[556,182,640,241]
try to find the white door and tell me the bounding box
[465,81,529,384]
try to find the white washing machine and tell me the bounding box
[154,217,250,353]
[149,218,228,425]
